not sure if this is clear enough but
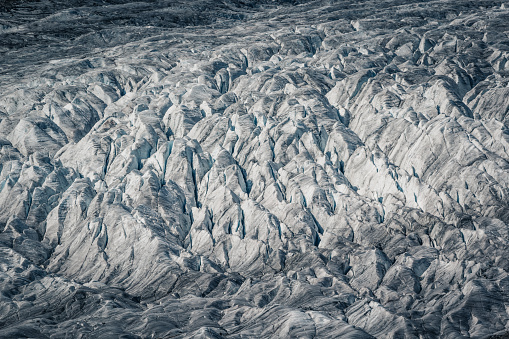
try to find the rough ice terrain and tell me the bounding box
[1,0,509,337]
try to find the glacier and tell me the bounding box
[1,0,509,338]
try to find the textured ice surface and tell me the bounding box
[1,0,509,338]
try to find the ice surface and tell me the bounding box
[1,0,509,338]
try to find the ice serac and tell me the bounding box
[1,0,509,338]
